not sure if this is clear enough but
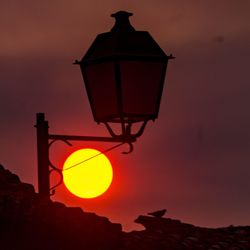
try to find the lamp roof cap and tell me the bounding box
[110,10,135,32]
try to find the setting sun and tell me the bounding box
[62,148,113,199]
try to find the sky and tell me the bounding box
[1,0,250,231]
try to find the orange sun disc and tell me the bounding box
[63,148,113,199]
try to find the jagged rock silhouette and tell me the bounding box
[0,164,123,250]
[0,164,250,250]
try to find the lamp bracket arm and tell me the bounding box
[49,133,136,143]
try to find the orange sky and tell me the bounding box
[1,0,250,231]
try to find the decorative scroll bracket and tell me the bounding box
[35,113,137,198]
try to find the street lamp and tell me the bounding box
[75,11,174,139]
[35,11,174,197]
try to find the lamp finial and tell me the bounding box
[111,11,135,32]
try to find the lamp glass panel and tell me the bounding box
[120,60,164,118]
[84,62,118,121]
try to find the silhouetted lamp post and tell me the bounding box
[35,11,174,197]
